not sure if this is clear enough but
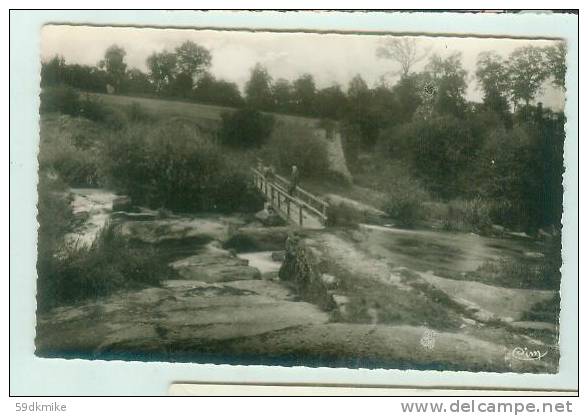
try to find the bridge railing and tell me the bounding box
[251,168,328,227]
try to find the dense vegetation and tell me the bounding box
[41,38,566,233]
[38,37,566,309]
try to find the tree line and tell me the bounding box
[41,38,567,232]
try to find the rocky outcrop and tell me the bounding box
[171,242,261,283]
[117,216,245,245]
[279,234,337,311]
[224,226,292,252]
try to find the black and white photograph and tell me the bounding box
[33,21,568,374]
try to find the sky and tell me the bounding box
[41,25,565,110]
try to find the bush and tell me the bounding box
[39,115,104,187]
[441,197,492,232]
[104,122,263,213]
[383,176,429,227]
[261,122,329,179]
[219,107,274,148]
[40,85,81,116]
[40,86,127,129]
[325,202,361,228]
[37,222,170,311]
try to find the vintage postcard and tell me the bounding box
[30,13,572,381]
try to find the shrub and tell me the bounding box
[325,202,361,228]
[104,123,263,213]
[441,197,492,233]
[383,176,429,227]
[261,122,329,179]
[38,116,103,187]
[37,222,171,311]
[219,107,274,148]
[40,85,81,116]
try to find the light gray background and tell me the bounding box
[9,10,578,395]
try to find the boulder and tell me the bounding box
[224,226,291,252]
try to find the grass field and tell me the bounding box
[88,92,322,128]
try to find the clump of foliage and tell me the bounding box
[103,122,263,213]
[261,122,329,179]
[325,202,361,228]
[219,107,274,148]
[38,115,103,187]
[37,222,170,311]
[40,85,82,116]
[40,85,128,130]
[441,197,492,233]
[383,176,429,227]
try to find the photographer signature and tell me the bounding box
[511,347,548,361]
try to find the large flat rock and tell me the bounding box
[36,278,329,356]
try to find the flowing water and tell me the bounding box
[237,251,283,274]
[359,223,546,277]
[64,188,119,248]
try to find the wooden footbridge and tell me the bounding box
[251,168,329,229]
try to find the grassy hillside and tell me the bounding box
[88,92,321,128]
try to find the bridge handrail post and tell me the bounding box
[299,203,303,227]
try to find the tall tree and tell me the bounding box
[174,41,212,84]
[41,55,66,86]
[245,64,273,110]
[544,41,567,91]
[390,72,423,123]
[98,45,127,92]
[422,52,468,118]
[194,73,243,107]
[292,73,317,115]
[475,51,511,119]
[346,74,379,148]
[376,37,430,77]
[508,46,549,109]
[315,84,347,120]
[272,78,293,112]
[146,50,178,93]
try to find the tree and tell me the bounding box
[194,73,243,107]
[174,41,212,83]
[272,78,293,112]
[508,46,549,109]
[146,50,178,93]
[292,73,317,115]
[98,45,127,92]
[544,41,566,90]
[405,115,482,199]
[475,51,511,120]
[421,53,468,118]
[346,75,380,148]
[169,72,194,98]
[219,108,274,148]
[315,84,347,120]
[376,37,430,77]
[125,68,154,95]
[245,64,273,110]
[390,72,423,123]
[41,55,66,86]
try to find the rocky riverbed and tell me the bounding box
[35,188,559,372]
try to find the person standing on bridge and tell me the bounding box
[288,165,299,196]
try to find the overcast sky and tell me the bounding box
[41,25,565,110]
